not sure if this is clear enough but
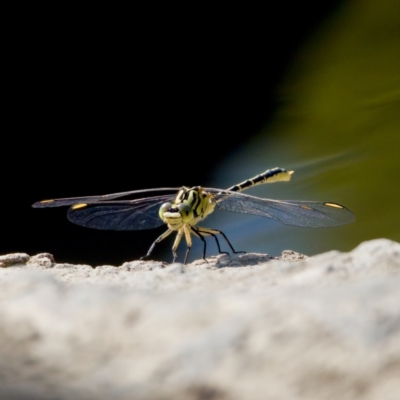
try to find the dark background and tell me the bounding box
[4,2,347,265]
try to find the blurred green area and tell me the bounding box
[209,0,400,256]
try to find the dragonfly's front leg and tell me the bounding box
[140,228,173,261]
[172,228,185,263]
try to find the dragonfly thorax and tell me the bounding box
[159,186,216,231]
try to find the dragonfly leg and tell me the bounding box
[189,226,210,263]
[196,226,246,255]
[192,226,229,258]
[140,228,173,261]
[183,247,192,265]
[172,228,185,263]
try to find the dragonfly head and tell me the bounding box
[159,186,216,230]
[159,202,194,229]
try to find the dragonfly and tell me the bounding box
[32,167,355,264]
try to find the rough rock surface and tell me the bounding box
[1,239,399,400]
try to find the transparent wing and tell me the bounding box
[208,189,355,228]
[32,188,180,208]
[32,189,180,231]
[66,195,176,230]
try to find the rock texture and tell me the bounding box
[1,239,400,400]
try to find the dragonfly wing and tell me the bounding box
[32,188,180,208]
[66,195,174,231]
[213,191,355,228]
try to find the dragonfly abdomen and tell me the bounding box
[226,167,294,192]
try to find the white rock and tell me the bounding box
[0,239,399,400]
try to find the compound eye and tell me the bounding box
[160,202,172,212]
[159,202,172,218]
[177,203,191,216]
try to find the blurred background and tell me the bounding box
[3,0,399,265]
